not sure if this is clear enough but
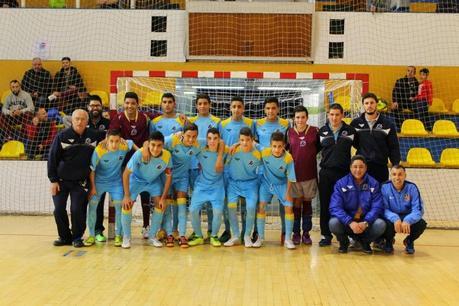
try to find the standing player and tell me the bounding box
[286,105,319,245]
[255,97,289,244]
[351,92,400,183]
[84,129,134,247]
[218,96,256,243]
[188,94,221,240]
[110,91,155,238]
[188,128,227,247]
[317,103,356,247]
[224,127,262,247]
[121,131,173,249]
[256,132,296,249]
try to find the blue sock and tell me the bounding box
[177,197,187,237]
[164,203,173,235]
[206,204,213,233]
[285,212,294,240]
[121,207,132,239]
[228,202,240,238]
[149,208,164,238]
[172,202,179,232]
[190,207,203,238]
[87,199,98,237]
[211,205,223,237]
[245,203,256,239]
[257,213,266,240]
[113,201,122,236]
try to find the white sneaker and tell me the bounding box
[121,237,131,249]
[142,226,150,239]
[252,237,263,248]
[244,236,253,248]
[149,237,163,248]
[224,237,240,247]
[284,239,296,250]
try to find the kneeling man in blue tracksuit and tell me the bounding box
[329,155,386,254]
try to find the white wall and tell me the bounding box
[313,12,459,66]
[0,9,186,62]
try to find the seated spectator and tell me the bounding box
[411,67,433,130]
[329,155,386,254]
[87,95,110,131]
[23,107,57,160]
[390,0,409,12]
[1,80,34,141]
[21,58,53,109]
[380,165,427,254]
[51,57,86,115]
[0,0,18,7]
[391,66,420,129]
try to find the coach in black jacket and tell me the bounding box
[317,103,356,246]
[351,92,401,184]
[48,109,105,247]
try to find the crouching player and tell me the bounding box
[256,132,297,249]
[381,165,427,254]
[224,127,262,247]
[84,129,134,247]
[188,128,227,247]
[121,131,172,249]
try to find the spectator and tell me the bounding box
[51,57,86,115]
[329,155,386,254]
[88,95,110,132]
[390,0,409,12]
[391,66,419,129]
[0,0,18,7]
[21,58,53,109]
[1,80,34,140]
[412,67,433,130]
[23,107,57,160]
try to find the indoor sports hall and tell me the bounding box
[0,0,458,305]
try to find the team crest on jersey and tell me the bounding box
[341,131,348,136]
[235,157,240,161]
[404,194,411,202]
[85,138,92,144]
[361,184,368,191]
[300,140,306,147]
[119,155,124,160]
[248,160,254,166]
[103,159,109,163]
[156,164,163,170]
[174,149,180,153]
[172,126,176,131]
[130,128,137,136]
[99,125,105,131]
[376,124,383,129]
[279,166,284,170]
[188,151,194,156]
[226,129,231,132]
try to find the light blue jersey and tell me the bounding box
[150,115,184,137]
[165,134,202,180]
[255,117,289,149]
[219,117,255,146]
[227,147,262,181]
[127,148,172,184]
[195,146,228,187]
[189,114,221,141]
[260,148,296,185]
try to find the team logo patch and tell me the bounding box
[248,160,254,166]
[85,138,92,144]
[361,184,368,191]
[404,194,411,202]
[279,166,284,170]
[156,164,163,170]
[341,131,348,136]
[376,124,383,129]
[359,124,365,128]
[99,125,105,131]
[188,151,194,156]
[119,155,124,160]
[130,128,137,136]
[300,140,306,147]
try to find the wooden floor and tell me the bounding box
[1,216,459,306]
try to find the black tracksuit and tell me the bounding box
[351,113,401,183]
[48,127,104,242]
[317,122,356,238]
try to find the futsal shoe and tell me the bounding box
[219,230,231,243]
[244,236,253,248]
[361,242,373,254]
[142,226,150,239]
[210,236,222,247]
[121,237,131,249]
[319,236,332,247]
[372,239,385,251]
[404,237,415,255]
[188,236,205,247]
[95,234,106,243]
[338,239,349,253]
[83,236,96,247]
[53,238,72,246]
[179,236,189,248]
[302,232,312,245]
[224,237,240,247]
[149,237,163,248]
[166,235,175,247]
[383,240,394,254]
[292,232,301,245]
[284,239,296,250]
[252,237,263,248]
[114,235,123,247]
[73,239,84,248]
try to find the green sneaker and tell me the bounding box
[188,232,197,241]
[95,234,106,242]
[188,236,204,247]
[84,236,95,247]
[210,236,222,247]
[114,235,122,247]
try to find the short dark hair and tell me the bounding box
[10,79,19,85]
[391,164,406,171]
[89,95,102,104]
[270,131,285,143]
[350,154,367,166]
[231,96,244,105]
[239,127,253,138]
[124,92,139,103]
[195,93,211,104]
[264,97,279,107]
[361,92,378,104]
[420,68,430,75]
[149,131,165,143]
[293,105,308,117]
[161,92,175,102]
[329,103,344,113]
[183,123,198,134]
[61,57,71,62]
[207,127,220,137]
[106,129,121,137]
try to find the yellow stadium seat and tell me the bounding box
[117,91,125,106]
[428,98,448,113]
[432,120,458,137]
[410,2,437,13]
[400,119,428,136]
[143,91,162,106]
[342,117,352,125]
[335,96,351,112]
[89,90,109,108]
[440,148,459,167]
[452,99,459,114]
[2,90,10,103]
[406,148,436,167]
[0,140,25,158]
